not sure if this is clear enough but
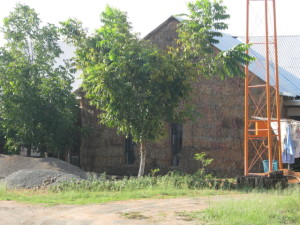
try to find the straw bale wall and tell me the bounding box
[79,95,125,173]
[143,17,179,49]
[79,17,285,177]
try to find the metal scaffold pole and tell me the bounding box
[244,0,250,176]
[244,0,282,175]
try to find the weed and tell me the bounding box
[150,168,160,177]
[176,211,204,221]
[120,211,150,220]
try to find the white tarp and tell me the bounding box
[253,117,300,163]
[270,120,300,163]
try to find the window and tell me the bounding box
[125,136,135,164]
[171,123,183,166]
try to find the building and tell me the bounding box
[77,16,300,177]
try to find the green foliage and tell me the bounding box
[150,168,160,177]
[60,18,87,45]
[0,4,78,155]
[216,43,254,79]
[61,6,192,144]
[50,171,235,193]
[194,152,213,167]
[194,152,214,178]
[177,0,254,79]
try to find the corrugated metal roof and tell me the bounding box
[170,15,300,97]
[237,36,300,97]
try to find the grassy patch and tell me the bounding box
[0,184,232,205]
[190,186,300,225]
[1,169,298,225]
[0,171,236,205]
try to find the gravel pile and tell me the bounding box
[0,154,87,179]
[0,154,89,189]
[3,169,81,189]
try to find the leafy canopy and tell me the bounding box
[62,6,192,143]
[62,1,254,143]
[0,4,78,154]
[177,0,254,79]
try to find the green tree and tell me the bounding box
[0,4,78,156]
[62,6,193,176]
[62,1,252,176]
[177,0,253,78]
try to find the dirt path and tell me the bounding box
[0,195,240,225]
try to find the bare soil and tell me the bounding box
[0,195,242,225]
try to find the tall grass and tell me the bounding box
[49,153,224,193]
[201,185,300,225]
[50,171,235,193]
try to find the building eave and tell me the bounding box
[284,100,300,106]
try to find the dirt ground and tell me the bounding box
[0,195,241,225]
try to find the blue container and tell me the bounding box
[263,160,278,173]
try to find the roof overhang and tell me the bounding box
[284,100,300,106]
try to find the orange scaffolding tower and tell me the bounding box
[244,0,282,175]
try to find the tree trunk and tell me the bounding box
[138,142,146,177]
[65,148,70,163]
[26,145,31,157]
